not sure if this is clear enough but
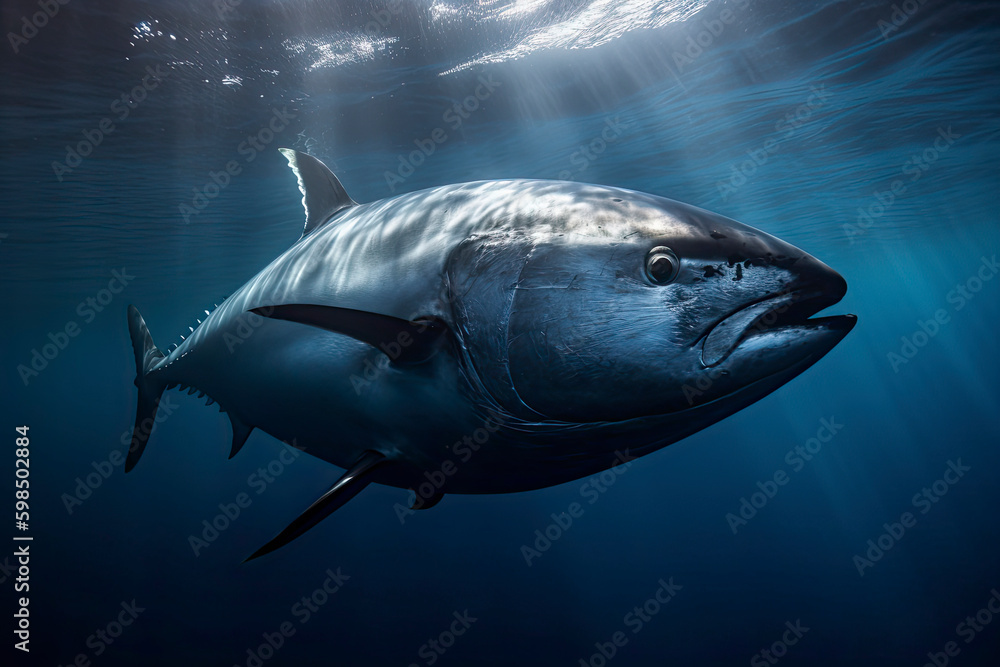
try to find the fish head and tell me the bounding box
[448,183,856,428]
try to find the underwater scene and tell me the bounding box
[2,0,999,665]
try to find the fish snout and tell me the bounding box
[786,252,848,310]
[786,253,847,313]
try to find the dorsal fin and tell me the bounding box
[279,148,357,237]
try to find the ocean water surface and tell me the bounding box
[1,0,999,665]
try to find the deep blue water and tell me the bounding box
[2,0,999,665]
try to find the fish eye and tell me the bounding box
[645,246,680,285]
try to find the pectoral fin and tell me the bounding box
[250,304,448,364]
[243,450,387,562]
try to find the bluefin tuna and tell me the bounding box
[126,150,856,560]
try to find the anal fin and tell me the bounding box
[228,415,254,459]
[411,492,444,510]
[243,450,387,562]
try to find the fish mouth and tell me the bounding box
[700,286,856,367]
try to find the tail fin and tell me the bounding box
[126,305,167,472]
